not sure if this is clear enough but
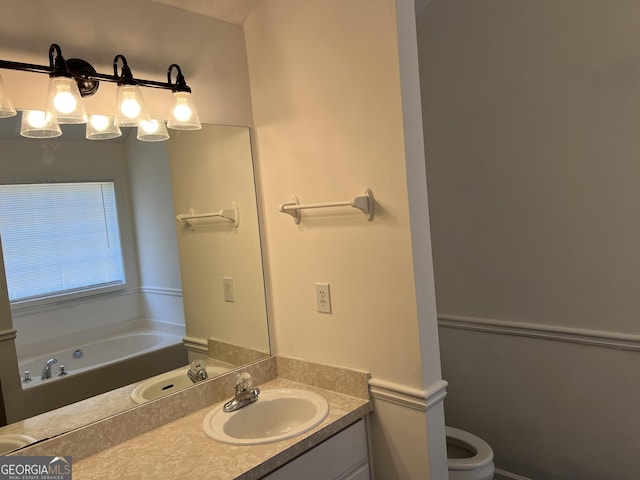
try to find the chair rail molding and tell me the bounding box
[439,314,640,351]
[183,336,209,355]
[368,377,448,411]
[0,328,17,343]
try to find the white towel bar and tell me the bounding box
[176,203,239,229]
[279,189,374,224]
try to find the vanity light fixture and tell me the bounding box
[137,119,170,142]
[113,54,151,128]
[0,73,16,118]
[0,43,201,140]
[86,115,122,140]
[20,110,62,138]
[166,64,201,130]
[45,44,87,124]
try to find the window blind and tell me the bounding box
[0,181,125,302]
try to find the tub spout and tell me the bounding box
[41,358,58,380]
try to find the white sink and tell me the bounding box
[131,364,231,404]
[0,434,37,454]
[202,388,329,445]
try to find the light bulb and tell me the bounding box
[53,90,77,114]
[173,103,192,122]
[140,119,159,133]
[45,77,86,124]
[27,110,48,128]
[167,91,201,130]
[90,115,110,131]
[120,98,141,119]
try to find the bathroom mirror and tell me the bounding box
[0,116,269,449]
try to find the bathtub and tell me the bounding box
[18,326,188,418]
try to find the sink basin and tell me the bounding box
[0,434,37,454]
[131,364,231,404]
[202,388,329,445]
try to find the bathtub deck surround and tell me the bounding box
[17,318,188,418]
[16,316,185,360]
[10,356,372,478]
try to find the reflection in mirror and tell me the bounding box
[0,117,269,451]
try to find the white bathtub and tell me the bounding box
[20,332,178,387]
[18,325,188,417]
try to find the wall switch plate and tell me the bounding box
[223,277,235,302]
[315,283,332,313]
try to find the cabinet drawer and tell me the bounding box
[262,419,369,480]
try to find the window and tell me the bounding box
[0,181,126,303]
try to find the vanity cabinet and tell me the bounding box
[261,418,370,480]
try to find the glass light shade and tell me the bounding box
[137,119,169,142]
[115,85,150,127]
[167,91,201,130]
[86,115,122,140]
[45,76,87,124]
[20,110,62,138]
[0,74,16,118]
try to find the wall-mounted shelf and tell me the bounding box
[279,189,374,224]
[176,203,239,229]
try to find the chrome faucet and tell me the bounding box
[41,358,58,380]
[187,359,208,384]
[223,372,260,412]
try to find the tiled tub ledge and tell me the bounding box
[11,356,372,480]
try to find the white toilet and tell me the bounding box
[446,426,495,480]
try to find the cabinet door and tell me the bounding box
[341,464,370,480]
[262,419,370,480]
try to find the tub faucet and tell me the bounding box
[187,359,208,383]
[41,358,58,380]
[223,372,260,412]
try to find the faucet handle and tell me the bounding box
[190,359,206,372]
[235,372,252,391]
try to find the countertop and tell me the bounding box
[73,377,372,480]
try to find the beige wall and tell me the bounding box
[244,0,433,476]
[419,0,640,478]
[168,125,268,354]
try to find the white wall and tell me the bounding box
[127,138,185,326]
[418,1,640,478]
[244,0,443,477]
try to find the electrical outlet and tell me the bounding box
[223,277,235,302]
[315,283,332,313]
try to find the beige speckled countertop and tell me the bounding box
[73,377,371,480]
[0,358,235,445]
